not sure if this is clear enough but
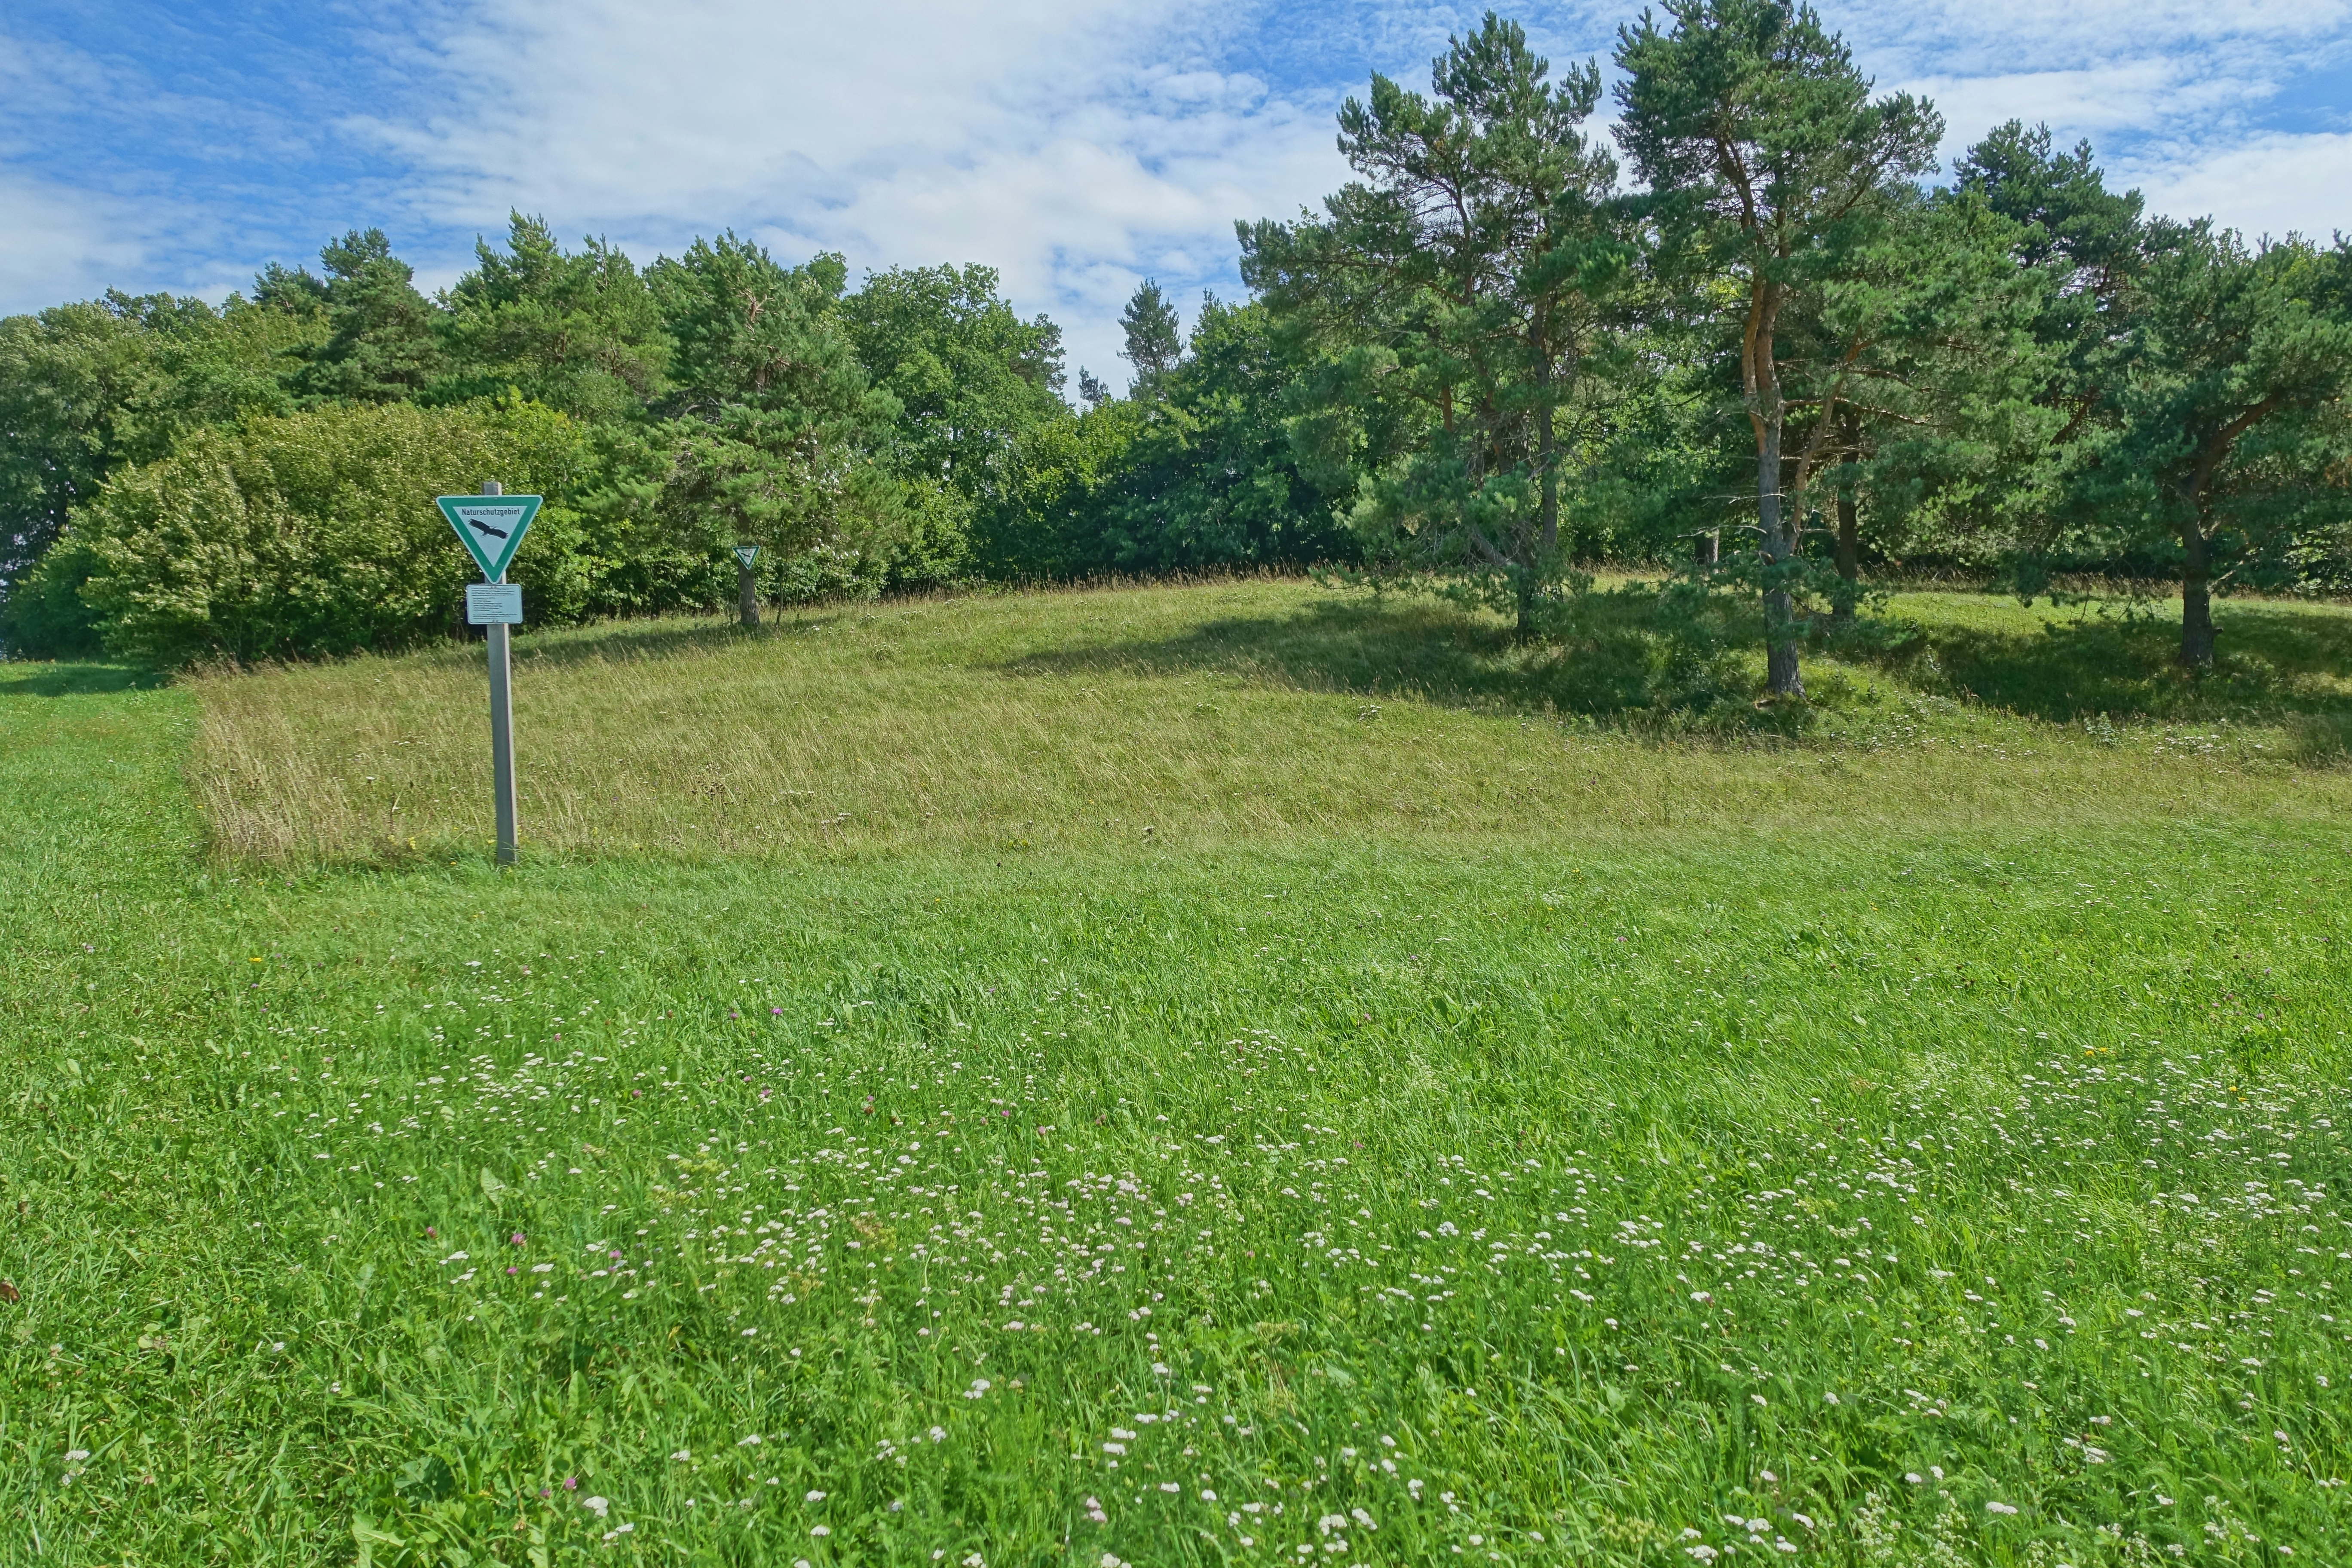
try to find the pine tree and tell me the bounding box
[1243,13,1632,632]
[1615,0,1940,695]
[294,230,444,404]
[1119,281,1183,392]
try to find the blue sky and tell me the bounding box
[6,0,2349,387]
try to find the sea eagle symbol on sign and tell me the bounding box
[436,493,544,580]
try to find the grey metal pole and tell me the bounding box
[483,480,518,867]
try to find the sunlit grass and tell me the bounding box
[5,580,2351,1565]
[186,580,2352,867]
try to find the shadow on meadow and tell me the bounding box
[995,588,1778,729]
[501,615,772,671]
[502,601,963,673]
[1001,583,2352,758]
[1889,600,2352,729]
[0,662,164,698]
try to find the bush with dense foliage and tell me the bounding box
[63,401,594,667]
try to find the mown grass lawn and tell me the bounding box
[4,581,2349,1566]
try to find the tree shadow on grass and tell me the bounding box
[993,592,1770,727]
[506,615,763,671]
[1001,586,2352,758]
[502,603,938,673]
[0,662,164,698]
[1892,601,2352,726]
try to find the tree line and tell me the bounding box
[4,0,2348,686]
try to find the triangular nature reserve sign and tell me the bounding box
[733,545,760,568]
[437,494,543,582]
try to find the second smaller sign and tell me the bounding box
[467,583,525,625]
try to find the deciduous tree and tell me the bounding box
[843,263,1066,495]
[0,288,318,650]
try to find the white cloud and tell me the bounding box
[1902,62,2235,150]
[8,0,2352,358]
[0,174,154,309]
[2128,131,2352,240]
[1848,0,2351,139]
[1846,0,2352,74]
[0,33,150,306]
[1838,0,2352,235]
[347,0,1354,383]
[355,0,2351,379]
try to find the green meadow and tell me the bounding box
[4,580,2350,1566]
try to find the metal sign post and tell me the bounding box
[438,483,543,868]
[734,544,760,628]
[484,481,518,866]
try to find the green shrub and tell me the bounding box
[976,401,1143,579]
[0,535,107,658]
[73,400,594,667]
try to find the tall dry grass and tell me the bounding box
[187,579,2352,866]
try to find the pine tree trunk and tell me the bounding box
[1535,342,1559,565]
[1832,487,1859,623]
[2180,523,2216,668]
[738,559,760,629]
[1758,422,1804,697]
[1765,596,1804,693]
[1527,368,1556,642]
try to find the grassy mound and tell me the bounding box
[3,581,2349,1565]
[188,580,2352,866]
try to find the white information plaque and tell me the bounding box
[466,583,524,625]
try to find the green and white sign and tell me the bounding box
[733,545,760,568]
[437,493,543,581]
